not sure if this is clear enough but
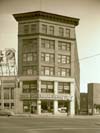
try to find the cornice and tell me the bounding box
[13,11,79,26]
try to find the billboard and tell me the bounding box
[0,49,17,76]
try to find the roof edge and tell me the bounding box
[13,11,80,26]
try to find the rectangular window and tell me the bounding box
[27,67,33,75]
[4,103,9,109]
[41,53,54,63]
[41,39,55,49]
[58,68,70,77]
[23,100,30,112]
[41,81,54,93]
[45,54,50,62]
[67,43,71,51]
[42,24,47,34]
[23,53,37,62]
[49,26,54,35]
[58,82,70,93]
[23,81,37,93]
[33,53,37,62]
[23,39,37,53]
[65,29,70,38]
[41,66,54,76]
[66,56,71,64]
[59,27,64,37]
[23,66,37,76]
[62,55,66,64]
[11,103,14,109]
[24,25,29,33]
[4,88,9,99]
[31,24,36,33]
[58,55,70,64]
[11,88,14,99]
[58,41,71,52]
[27,53,33,62]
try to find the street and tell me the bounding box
[0,116,100,133]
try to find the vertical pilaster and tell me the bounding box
[14,81,23,113]
[54,100,58,114]
[54,81,58,114]
[70,82,75,115]
[37,100,41,115]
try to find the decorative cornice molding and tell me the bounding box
[13,11,79,26]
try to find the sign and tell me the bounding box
[0,49,17,76]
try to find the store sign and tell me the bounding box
[20,93,72,101]
[38,94,71,101]
[0,49,16,76]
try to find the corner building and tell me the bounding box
[13,11,80,115]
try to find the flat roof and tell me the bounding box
[13,11,79,26]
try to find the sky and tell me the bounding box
[0,0,100,92]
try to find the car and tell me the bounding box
[58,107,67,113]
[0,109,15,116]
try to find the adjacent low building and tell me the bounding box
[88,83,100,115]
[80,93,88,115]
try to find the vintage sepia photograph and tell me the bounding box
[0,0,100,133]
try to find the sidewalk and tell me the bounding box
[14,113,100,119]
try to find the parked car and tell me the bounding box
[0,109,15,116]
[58,107,67,113]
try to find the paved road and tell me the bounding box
[0,116,100,133]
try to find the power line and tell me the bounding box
[79,53,100,62]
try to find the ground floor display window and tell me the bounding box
[58,101,69,113]
[23,100,37,113]
[41,100,53,113]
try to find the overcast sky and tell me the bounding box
[0,0,100,92]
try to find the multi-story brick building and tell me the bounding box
[0,11,80,115]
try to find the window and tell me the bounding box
[58,41,71,51]
[23,100,30,112]
[23,53,37,62]
[23,66,37,75]
[58,68,70,77]
[67,43,71,51]
[24,25,29,33]
[33,53,37,62]
[58,82,70,93]
[49,26,54,35]
[41,66,54,76]
[23,39,37,53]
[42,24,47,34]
[11,88,14,99]
[31,24,37,33]
[41,39,55,49]
[4,103,9,109]
[4,88,9,99]
[23,81,37,93]
[41,53,54,63]
[23,53,32,62]
[65,29,70,38]
[58,55,70,64]
[59,27,64,37]
[11,103,14,109]
[41,81,54,93]
[66,56,70,64]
